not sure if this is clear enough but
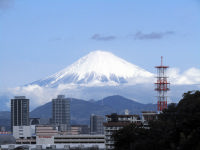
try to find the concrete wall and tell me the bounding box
[13,126,33,139]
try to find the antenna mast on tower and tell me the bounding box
[155,56,170,112]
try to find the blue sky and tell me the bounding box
[0,0,200,88]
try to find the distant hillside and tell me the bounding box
[0,111,10,131]
[30,98,114,125]
[30,101,52,118]
[30,95,156,125]
[96,95,155,114]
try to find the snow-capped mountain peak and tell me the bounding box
[31,50,153,87]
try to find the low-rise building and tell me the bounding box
[13,125,35,139]
[70,125,90,135]
[104,113,141,150]
[15,137,36,144]
[36,125,58,145]
[1,143,105,150]
[2,134,105,149]
[54,134,105,149]
[54,134,104,144]
[141,111,157,128]
[13,125,36,144]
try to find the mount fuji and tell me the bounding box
[2,50,199,109]
[30,51,153,87]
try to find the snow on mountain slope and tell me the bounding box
[31,51,153,87]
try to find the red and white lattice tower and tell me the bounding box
[155,56,170,112]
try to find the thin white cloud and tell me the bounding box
[8,84,80,108]
[8,85,57,107]
[168,67,200,85]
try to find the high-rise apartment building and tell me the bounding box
[11,96,29,128]
[90,114,104,134]
[52,95,70,131]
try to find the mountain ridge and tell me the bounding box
[30,95,156,125]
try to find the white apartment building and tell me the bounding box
[13,125,35,139]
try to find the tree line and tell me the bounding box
[113,90,200,150]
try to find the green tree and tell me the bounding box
[113,90,200,150]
